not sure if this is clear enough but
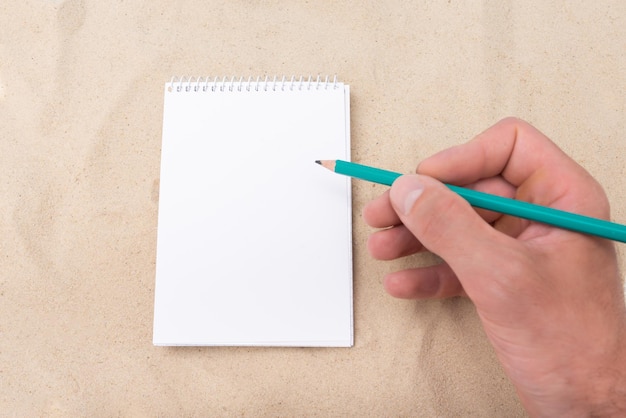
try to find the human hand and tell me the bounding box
[363,118,626,416]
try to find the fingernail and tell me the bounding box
[391,175,425,216]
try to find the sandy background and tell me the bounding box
[1,1,625,416]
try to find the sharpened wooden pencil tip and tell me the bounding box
[316,160,336,171]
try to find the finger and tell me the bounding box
[364,175,518,228]
[417,117,572,187]
[384,263,466,299]
[389,174,518,296]
[417,117,609,219]
[491,169,552,239]
[362,189,400,228]
[367,225,424,260]
[490,166,610,241]
[463,175,517,224]
[490,214,529,239]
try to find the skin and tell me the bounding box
[362,118,626,416]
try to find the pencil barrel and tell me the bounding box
[332,160,626,243]
[448,185,626,243]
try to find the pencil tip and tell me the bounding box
[316,160,336,171]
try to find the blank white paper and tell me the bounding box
[153,78,352,346]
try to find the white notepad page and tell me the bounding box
[153,77,352,346]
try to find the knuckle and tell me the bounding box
[500,116,525,127]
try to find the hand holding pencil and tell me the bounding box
[359,118,626,415]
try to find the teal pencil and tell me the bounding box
[316,159,626,244]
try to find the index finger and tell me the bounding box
[416,118,609,219]
[417,117,580,187]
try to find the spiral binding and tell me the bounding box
[167,75,340,92]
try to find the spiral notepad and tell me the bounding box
[153,76,353,346]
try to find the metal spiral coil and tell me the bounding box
[168,75,340,92]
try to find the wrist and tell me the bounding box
[571,329,626,416]
[585,344,626,416]
[519,324,626,417]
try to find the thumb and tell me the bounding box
[389,175,509,277]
